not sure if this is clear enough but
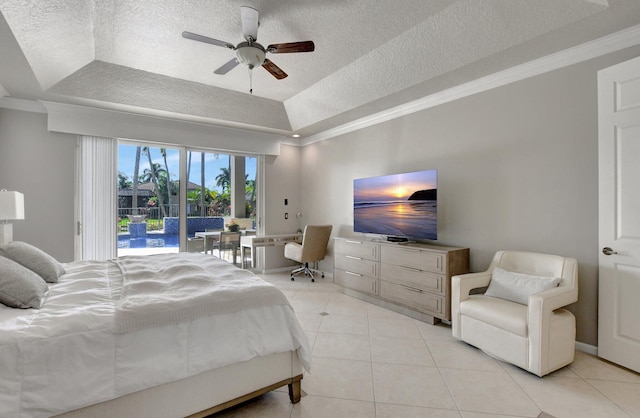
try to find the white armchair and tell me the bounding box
[451,250,578,377]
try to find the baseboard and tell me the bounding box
[257,266,294,274]
[575,341,598,356]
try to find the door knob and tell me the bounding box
[602,247,618,256]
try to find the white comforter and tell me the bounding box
[0,253,310,418]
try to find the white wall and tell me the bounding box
[261,144,302,271]
[0,109,76,261]
[299,46,640,347]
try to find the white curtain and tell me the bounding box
[78,136,117,260]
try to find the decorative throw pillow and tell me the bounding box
[0,241,65,283]
[0,256,48,309]
[485,266,561,305]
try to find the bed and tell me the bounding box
[0,249,311,418]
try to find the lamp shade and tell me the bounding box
[0,190,25,220]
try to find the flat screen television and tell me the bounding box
[353,169,437,241]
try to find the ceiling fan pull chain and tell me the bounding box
[249,67,253,94]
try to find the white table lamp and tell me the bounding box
[0,190,25,244]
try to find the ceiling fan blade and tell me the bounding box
[266,41,315,54]
[240,6,259,42]
[182,31,234,49]
[262,59,287,80]
[214,58,240,75]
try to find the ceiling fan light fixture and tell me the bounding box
[235,42,266,69]
[182,6,314,85]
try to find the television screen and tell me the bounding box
[353,169,437,241]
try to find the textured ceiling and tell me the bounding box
[1,0,640,139]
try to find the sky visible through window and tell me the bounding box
[118,144,256,192]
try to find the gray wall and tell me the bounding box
[0,109,76,262]
[0,107,304,270]
[299,46,640,347]
[261,144,302,271]
[2,46,640,346]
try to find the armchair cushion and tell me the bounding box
[459,295,528,337]
[485,267,561,305]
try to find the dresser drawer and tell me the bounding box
[334,269,379,295]
[381,245,444,273]
[379,281,444,316]
[335,239,379,261]
[380,263,444,295]
[335,253,378,278]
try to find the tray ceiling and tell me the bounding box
[1,0,639,139]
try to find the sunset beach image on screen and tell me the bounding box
[353,169,437,240]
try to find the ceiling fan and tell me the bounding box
[182,6,315,93]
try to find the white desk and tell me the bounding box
[241,233,302,269]
[194,231,222,252]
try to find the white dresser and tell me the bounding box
[333,237,469,324]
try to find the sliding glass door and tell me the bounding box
[184,149,257,230]
[117,143,181,256]
[116,141,259,258]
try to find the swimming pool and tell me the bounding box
[117,234,179,248]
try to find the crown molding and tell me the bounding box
[0,96,47,113]
[300,23,640,146]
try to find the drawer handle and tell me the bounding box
[399,265,422,273]
[397,283,423,293]
[345,255,363,260]
[345,271,363,277]
[345,240,363,244]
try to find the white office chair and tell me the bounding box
[284,225,332,282]
[451,250,578,376]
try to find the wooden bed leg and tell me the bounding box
[288,379,302,403]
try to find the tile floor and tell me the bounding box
[212,272,640,418]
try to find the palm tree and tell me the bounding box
[216,167,231,194]
[160,148,174,215]
[118,172,131,189]
[142,148,168,218]
[140,163,166,184]
[132,146,141,214]
[246,177,256,217]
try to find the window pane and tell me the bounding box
[117,143,180,256]
[185,151,257,263]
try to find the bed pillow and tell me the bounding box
[0,241,65,283]
[485,266,561,305]
[0,255,48,309]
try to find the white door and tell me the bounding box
[598,55,640,373]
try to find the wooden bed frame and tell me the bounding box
[55,351,303,418]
